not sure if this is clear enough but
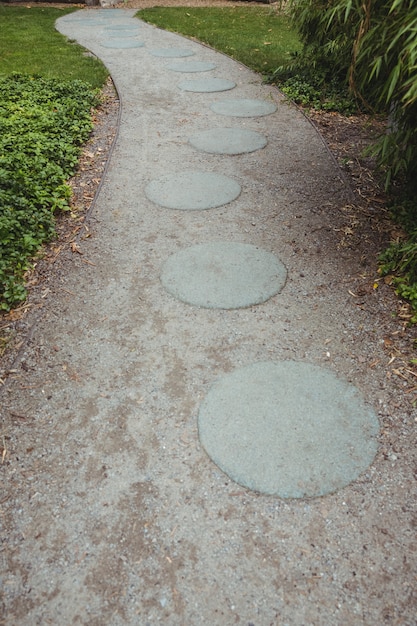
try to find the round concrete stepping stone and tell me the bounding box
[65,19,104,25]
[189,128,267,155]
[65,18,109,26]
[100,40,145,49]
[161,243,287,309]
[90,14,122,22]
[145,171,240,211]
[168,61,217,73]
[99,9,125,16]
[150,48,195,58]
[179,78,236,93]
[104,31,140,38]
[210,98,277,118]
[198,361,379,498]
[104,24,141,31]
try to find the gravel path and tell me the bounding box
[1,9,416,625]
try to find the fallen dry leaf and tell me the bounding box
[70,242,83,254]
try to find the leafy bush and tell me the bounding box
[268,0,362,112]
[0,74,99,310]
[276,0,360,81]
[282,0,417,190]
[276,71,358,114]
[379,232,417,323]
[349,0,417,191]
[378,197,417,321]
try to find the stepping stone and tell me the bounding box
[104,24,141,31]
[189,128,267,155]
[64,18,105,26]
[145,171,241,211]
[103,31,140,38]
[161,242,287,309]
[100,40,145,49]
[179,78,236,93]
[151,48,195,58]
[168,61,217,73]
[98,9,125,16]
[210,98,277,118]
[198,361,379,498]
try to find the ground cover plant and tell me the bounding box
[138,5,301,75]
[0,74,100,310]
[0,7,108,311]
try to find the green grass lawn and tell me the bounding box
[137,6,301,76]
[0,6,108,87]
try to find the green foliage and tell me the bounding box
[285,0,362,83]
[138,6,301,75]
[284,0,417,191]
[378,197,417,321]
[0,6,108,88]
[268,0,362,110]
[260,0,362,112]
[277,72,358,114]
[379,231,417,323]
[356,0,417,191]
[0,74,100,310]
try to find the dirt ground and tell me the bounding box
[1,5,417,625]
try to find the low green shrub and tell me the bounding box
[274,71,359,114]
[0,73,100,310]
[379,198,417,322]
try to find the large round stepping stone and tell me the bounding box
[198,361,379,498]
[189,128,267,155]
[161,243,287,309]
[145,171,241,211]
[151,48,194,58]
[168,61,217,73]
[100,40,145,49]
[179,78,236,93]
[210,98,277,118]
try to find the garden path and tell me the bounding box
[1,9,416,625]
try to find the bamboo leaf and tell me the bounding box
[386,63,401,102]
